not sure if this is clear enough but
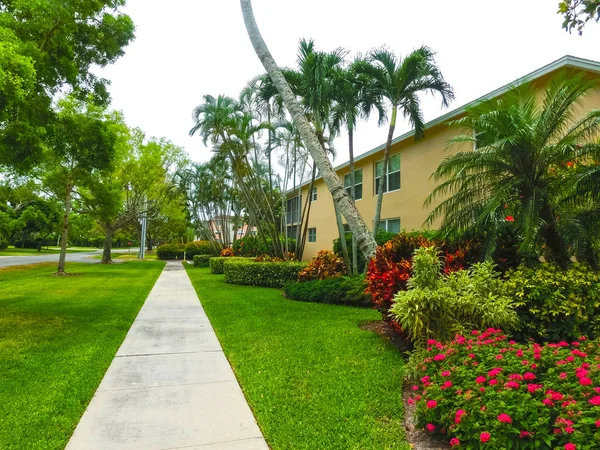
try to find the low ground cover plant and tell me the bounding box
[408,329,600,449]
[284,276,371,307]
[390,247,518,343]
[193,254,211,267]
[298,250,346,281]
[504,263,600,342]
[224,259,307,288]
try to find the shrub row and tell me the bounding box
[192,254,211,267]
[232,235,297,257]
[209,256,248,274]
[284,276,371,307]
[224,260,307,288]
[157,241,217,260]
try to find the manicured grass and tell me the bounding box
[0,261,165,450]
[185,266,409,450]
[0,246,99,256]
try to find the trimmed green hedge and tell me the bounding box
[284,276,371,307]
[157,241,217,260]
[224,260,307,288]
[193,254,212,267]
[209,257,248,274]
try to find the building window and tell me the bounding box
[311,187,317,202]
[308,228,317,243]
[374,154,401,195]
[344,169,363,200]
[286,195,301,224]
[287,225,298,239]
[378,218,401,234]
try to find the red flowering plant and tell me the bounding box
[409,330,600,449]
[365,233,469,330]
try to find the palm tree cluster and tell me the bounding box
[188,37,453,267]
[427,73,600,268]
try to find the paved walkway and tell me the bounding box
[0,248,139,268]
[66,261,268,450]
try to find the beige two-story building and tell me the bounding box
[286,55,600,260]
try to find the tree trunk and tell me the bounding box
[240,0,377,260]
[348,126,358,275]
[540,205,570,268]
[373,106,397,238]
[101,227,114,264]
[57,185,72,274]
[334,201,351,274]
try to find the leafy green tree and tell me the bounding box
[355,47,454,237]
[43,96,120,274]
[426,73,600,267]
[559,0,600,34]
[0,0,135,170]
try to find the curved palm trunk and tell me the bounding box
[240,0,376,260]
[348,126,358,274]
[373,106,397,238]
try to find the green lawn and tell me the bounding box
[0,246,99,256]
[0,261,165,450]
[185,266,409,450]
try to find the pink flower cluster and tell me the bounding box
[410,331,600,448]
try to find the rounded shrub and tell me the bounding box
[284,276,371,307]
[193,254,212,268]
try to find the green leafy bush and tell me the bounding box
[224,260,307,288]
[504,263,600,342]
[193,254,211,268]
[209,256,248,274]
[408,330,600,449]
[156,243,184,260]
[284,276,371,307]
[390,247,518,344]
[185,240,217,258]
[232,235,269,257]
[0,240,8,249]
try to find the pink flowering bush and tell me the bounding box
[409,329,600,449]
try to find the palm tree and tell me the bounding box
[331,60,385,273]
[356,47,454,236]
[240,0,378,260]
[426,73,600,267]
[190,94,284,257]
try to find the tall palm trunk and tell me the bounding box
[240,0,377,260]
[373,106,397,237]
[57,184,72,275]
[334,201,351,274]
[348,126,358,274]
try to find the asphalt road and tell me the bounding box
[0,248,141,268]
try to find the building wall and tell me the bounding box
[292,68,600,260]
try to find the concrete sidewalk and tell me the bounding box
[66,261,268,450]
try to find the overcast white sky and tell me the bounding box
[96,0,600,167]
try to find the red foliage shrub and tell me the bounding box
[298,250,346,282]
[220,247,234,257]
[365,233,469,328]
